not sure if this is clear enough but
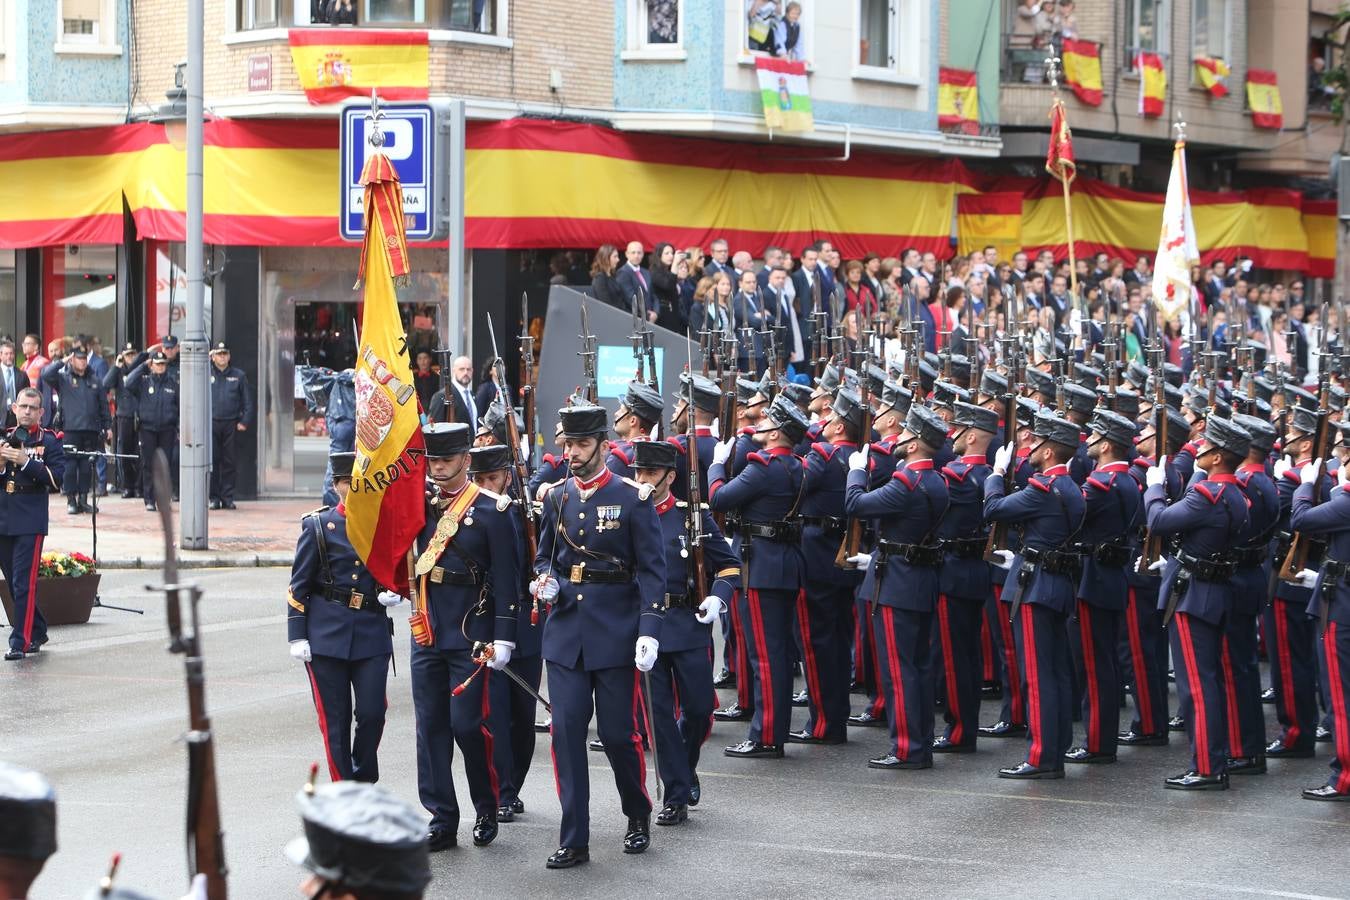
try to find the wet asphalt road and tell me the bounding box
[2,568,1348,900]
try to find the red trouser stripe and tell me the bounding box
[480,670,500,803]
[1273,599,1303,747]
[22,534,43,646]
[1176,613,1212,776]
[881,606,910,759]
[1219,636,1244,757]
[937,596,963,744]
[304,662,342,783]
[746,589,775,740]
[981,614,995,682]
[732,590,753,707]
[1020,604,1043,767]
[795,589,827,737]
[1077,601,1101,753]
[1124,587,1156,734]
[632,669,651,802]
[867,605,886,716]
[1325,623,1350,794]
[997,586,1024,724]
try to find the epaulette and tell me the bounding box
[747,451,768,466]
[941,464,967,482]
[537,480,563,500]
[892,468,915,489]
[477,487,513,512]
[1086,473,1115,492]
[542,453,560,466]
[1283,469,1301,483]
[811,442,836,461]
[668,436,688,456]
[1236,470,1252,487]
[621,476,655,501]
[1195,482,1225,504]
[1181,441,1200,456]
[306,505,331,516]
[1029,475,1052,493]
[612,443,634,465]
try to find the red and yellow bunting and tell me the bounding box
[1062,39,1103,107]
[287,29,429,105]
[1247,69,1283,129]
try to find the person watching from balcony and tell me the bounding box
[326,0,356,24]
[747,0,779,53]
[774,1,806,61]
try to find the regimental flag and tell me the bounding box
[1152,141,1199,323]
[1247,69,1284,129]
[1045,99,1076,185]
[345,148,426,595]
[1137,52,1165,118]
[938,67,979,134]
[1062,39,1104,106]
[754,57,814,132]
[1194,57,1230,98]
[957,192,1022,260]
[288,30,430,105]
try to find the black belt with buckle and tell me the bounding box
[428,566,480,586]
[321,587,380,612]
[1232,545,1268,567]
[1022,546,1082,577]
[743,521,802,543]
[942,537,987,559]
[566,564,631,584]
[3,482,45,494]
[1077,541,1130,567]
[877,540,943,568]
[802,515,846,538]
[664,593,693,609]
[1176,551,1236,583]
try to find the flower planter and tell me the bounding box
[1,573,101,627]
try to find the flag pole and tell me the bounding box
[1045,55,1081,354]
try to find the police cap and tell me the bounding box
[285,781,432,895]
[423,422,472,458]
[161,335,180,349]
[830,389,866,431]
[931,380,971,410]
[1061,382,1097,415]
[759,394,810,443]
[209,341,230,355]
[329,451,356,481]
[1032,409,1081,450]
[0,762,56,861]
[621,381,664,424]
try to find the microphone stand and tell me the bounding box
[63,446,143,615]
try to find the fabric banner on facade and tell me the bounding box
[1247,69,1284,129]
[1062,39,1103,106]
[937,67,979,134]
[1194,57,1230,98]
[956,193,1022,260]
[1302,198,1336,279]
[287,29,429,105]
[754,57,813,132]
[1137,52,1165,118]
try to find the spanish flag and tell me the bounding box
[938,68,979,134]
[957,192,1022,260]
[1062,39,1103,107]
[1247,69,1283,129]
[288,29,430,105]
[1194,57,1230,98]
[1137,52,1165,118]
[345,146,426,595]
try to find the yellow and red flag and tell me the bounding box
[1137,52,1165,118]
[288,29,429,105]
[937,67,979,134]
[1246,69,1283,129]
[956,192,1022,260]
[1194,57,1230,98]
[345,147,426,595]
[1046,99,1076,185]
[1062,39,1103,106]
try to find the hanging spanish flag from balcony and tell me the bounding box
[288,29,430,105]
[1137,52,1165,118]
[1062,39,1103,106]
[754,57,814,132]
[937,67,979,134]
[1194,57,1230,98]
[1246,69,1284,129]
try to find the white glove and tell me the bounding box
[846,553,872,570]
[1274,455,1293,482]
[530,575,560,602]
[289,639,312,663]
[711,438,734,466]
[1147,557,1168,573]
[180,874,208,900]
[992,442,1014,476]
[1145,464,1166,488]
[377,590,404,608]
[1339,459,1349,488]
[488,640,515,670]
[1297,568,1320,590]
[991,549,1014,570]
[1300,458,1323,486]
[635,636,659,672]
[695,596,723,624]
[848,447,869,471]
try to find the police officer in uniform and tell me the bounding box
[986,410,1086,779]
[1144,416,1251,790]
[287,451,399,784]
[103,344,141,498]
[1,388,65,660]
[406,423,521,851]
[530,403,665,869]
[844,404,950,769]
[708,394,809,759]
[0,761,57,898]
[607,381,664,478]
[208,342,254,510]
[126,351,178,511]
[631,439,739,825]
[41,347,109,515]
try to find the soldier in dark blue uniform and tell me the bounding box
[1,388,64,661]
[125,351,178,511]
[630,440,739,825]
[1143,416,1251,790]
[0,761,58,897]
[1289,453,1350,800]
[530,403,665,869]
[41,347,109,515]
[405,424,522,851]
[470,443,541,824]
[103,344,141,498]
[985,410,1086,779]
[843,404,949,769]
[932,401,997,753]
[668,373,721,501]
[1061,383,1097,485]
[287,451,397,785]
[208,342,254,510]
[1065,409,1141,764]
[708,394,808,757]
[606,381,664,478]
[529,419,567,501]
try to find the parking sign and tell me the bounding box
[339,102,448,242]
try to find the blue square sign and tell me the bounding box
[339,103,442,242]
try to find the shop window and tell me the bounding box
[738,0,812,65]
[0,250,16,343]
[145,243,213,344]
[42,245,117,357]
[625,0,683,57]
[1125,0,1168,72]
[853,0,920,83]
[55,0,120,54]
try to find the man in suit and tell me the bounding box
[814,241,838,298]
[764,266,806,372]
[732,269,771,373]
[1047,275,1072,327]
[756,247,785,292]
[705,239,733,280]
[0,340,30,429]
[615,242,653,319]
[792,246,829,348]
[428,356,479,426]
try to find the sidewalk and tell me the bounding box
[45,493,316,569]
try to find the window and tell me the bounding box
[363,0,498,33]
[858,0,892,68]
[626,0,682,56]
[853,0,919,82]
[237,0,296,29]
[1191,0,1230,64]
[43,245,117,350]
[0,250,15,342]
[737,0,812,65]
[55,0,120,53]
[1125,0,1168,71]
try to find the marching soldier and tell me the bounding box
[630,439,740,824]
[529,419,567,501]
[985,410,1086,779]
[287,451,400,784]
[2,388,65,661]
[470,443,542,824]
[530,402,665,869]
[1064,409,1142,764]
[708,394,809,758]
[0,761,57,899]
[607,380,664,478]
[208,342,254,509]
[1143,416,1251,790]
[668,372,721,501]
[41,347,109,515]
[933,400,998,753]
[125,350,179,512]
[405,424,521,851]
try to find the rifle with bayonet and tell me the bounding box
[642,298,660,394]
[432,346,456,422]
[1137,298,1169,573]
[579,294,598,402]
[835,317,876,568]
[519,292,536,468]
[488,315,539,578]
[1279,300,1334,583]
[684,332,709,613]
[719,327,739,442]
[631,293,647,385]
[984,275,1022,564]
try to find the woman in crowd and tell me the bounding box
[842,259,878,319]
[590,244,622,309]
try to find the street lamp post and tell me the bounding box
[181,0,208,549]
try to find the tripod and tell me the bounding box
[63,447,143,615]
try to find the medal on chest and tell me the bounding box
[597,505,622,531]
